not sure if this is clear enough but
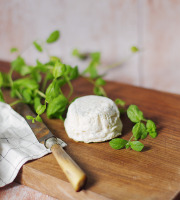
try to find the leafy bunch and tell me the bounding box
[0,29,157,152]
[109,105,157,152]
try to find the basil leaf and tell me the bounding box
[33,41,43,52]
[22,89,32,103]
[125,143,130,149]
[53,61,66,78]
[93,86,104,96]
[1,72,10,87]
[131,46,139,53]
[26,115,34,120]
[95,78,106,86]
[45,79,60,103]
[109,138,128,150]
[10,47,18,53]
[36,104,46,115]
[11,56,26,73]
[46,30,60,43]
[0,89,5,102]
[36,115,42,122]
[130,141,144,152]
[146,120,157,138]
[33,96,41,111]
[127,105,144,123]
[13,78,39,90]
[47,95,68,118]
[69,66,79,80]
[115,98,126,107]
[132,122,147,140]
[0,72,3,87]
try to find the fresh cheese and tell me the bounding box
[64,95,123,143]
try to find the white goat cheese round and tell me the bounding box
[64,95,123,143]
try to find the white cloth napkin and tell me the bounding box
[0,102,50,187]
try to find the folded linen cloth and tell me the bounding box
[0,102,50,187]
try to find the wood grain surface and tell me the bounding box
[0,61,180,200]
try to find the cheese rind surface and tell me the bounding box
[64,95,122,143]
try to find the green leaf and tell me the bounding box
[115,98,126,107]
[13,78,39,91]
[36,104,46,115]
[90,52,101,63]
[19,65,32,76]
[95,78,106,86]
[93,86,104,96]
[72,49,79,56]
[0,72,3,87]
[11,56,26,73]
[109,138,128,150]
[33,96,41,111]
[0,89,5,102]
[53,61,66,78]
[47,94,68,118]
[132,122,147,140]
[146,120,157,138]
[36,115,42,122]
[130,141,144,152]
[45,79,60,103]
[127,105,144,123]
[33,41,43,52]
[1,72,10,87]
[26,115,34,120]
[31,69,42,83]
[72,49,89,60]
[131,46,139,53]
[69,66,79,80]
[125,143,130,149]
[50,56,61,62]
[46,30,60,43]
[10,47,18,53]
[22,89,32,103]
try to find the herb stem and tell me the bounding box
[8,68,14,87]
[10,100,24,107]
[128,135,134,143]
[36,90,46,98]
[65,76,73,99]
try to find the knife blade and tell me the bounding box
[15,103,87,192]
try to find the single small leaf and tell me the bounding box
[127,105,144,123]
[11,56,26,73]
[0,89,5,102]
[22,89,32,103]
[26,115,34,120]
[53,61,66,78]
[93,86,104,96]
[130,141,144,152]
[131,46,139,53]
[132,122,147,140]
[36,104,46,115]
[125,143,130,149]
[45,79,60,103]
[115,99,126,107]
[109,138,128,150]
[46,30,60,43]
[36,115,42,122]
[149,131,157,138]
[95,78,106,86]
[33,41,43,52]
[10,48,18,53]
[69,66,79,80]
[0,72,3,87]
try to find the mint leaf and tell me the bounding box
[0,89,4,102]
[45,79,60,103]
[46,30,60,43]
[109,138,128,150]
[33,41,43,52]
[26,115,34,120]
[132,122,147,140]
[53,61,66,78]
[115,98,126,107]
[146,120,157,138]
[131,46,139,53]
[127,105,144,123]
[130,141,144,152]
[36,115,42,122]
[36,104,46,115]
[0,72,3,87]
[47,94,68,118]
[95,78,106,86]
[10,47,18,53]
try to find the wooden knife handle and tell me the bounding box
[51,144,87,191]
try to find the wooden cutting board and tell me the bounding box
[1,61,180,200]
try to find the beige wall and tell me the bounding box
[0,0,179,94]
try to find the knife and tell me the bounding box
[15,103,87,192]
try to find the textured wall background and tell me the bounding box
[0,0,180,94]
[0,0,180,199]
